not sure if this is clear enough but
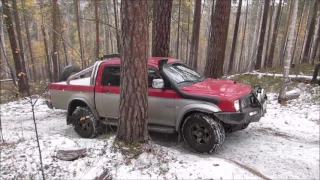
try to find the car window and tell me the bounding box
[148,68,162,88]
[101,66,120,86]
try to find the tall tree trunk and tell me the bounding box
[263,0,274,68]
[152,0,173,57]
[176,0,182,58]
[301,0,318,63]
[106,1,114,53]
[188,0,202,70]
[57,7,69,66]
[290,0,306,66]
[204,0,231,78]
[299,2,312,64]
[22,0,36,82]
[103,0,110,54]
[73,0,84,68]
[185,0,191,63]
[279,0,295,67]
[228,0,242,73]
[95,0,100,59]
[255,0,270,70]
[251,0,262,60]
[0,19,17,88]
[279,0,296,104]
[52,0,59,82]
[2,0,29,96]
[113,0,121,53]
[238,0,249,73]
[39,0,52,82]
[267,0,282,68]
[117,0,149,143]
[310,15,320,65]
[12,0,30,93]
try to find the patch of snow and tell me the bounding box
[1,87,319,179]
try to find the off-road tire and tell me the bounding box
[60,65,82,81]
[72,106,99,138]
[182,113,225,154]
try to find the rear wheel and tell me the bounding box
[182,113,225,154]
[72,107,99,138]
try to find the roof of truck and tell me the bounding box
[101,57,180,68]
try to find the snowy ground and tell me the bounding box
[0,86,319,179]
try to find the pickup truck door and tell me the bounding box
[96,65,176,127]
[98,65,121,119]
[147,68,176,127]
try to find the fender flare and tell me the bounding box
[176,103,221,131]
[67,98,100,125]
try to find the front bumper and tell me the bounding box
[215,85,267,125]
[45,100,54,109]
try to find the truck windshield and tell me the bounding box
[163,63,203,84]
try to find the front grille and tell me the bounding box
[240,93,260,111]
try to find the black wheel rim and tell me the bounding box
[190,124,211,144]
[75,110,93,135]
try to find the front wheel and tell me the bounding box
[182,113,225,154]
[72,106,99,138]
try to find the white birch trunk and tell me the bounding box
[309,15,320,62]
[279,0,297,103]
[0,15,9,79]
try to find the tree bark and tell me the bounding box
[228,0,242,73]
[39,0,52,82]
[204,0,231,78]
[12,0,30,93]
[95,0,100,59]
[185,0,191,63]
[188,0,202,70]
[238,0,249,73]
[310,15,320,65]
[113,0,121,53]
[291,0,306,66]
[2,0,29,96]
[52,0,59,82]
[152,0,173,57]
[117,0,149,143]
[57,6,69,66]
[263,0,274,68]
[301,0,318,63]
[21,0,36,82]
[73,0,84,68]
[267,0,282,68]
[176,0,182,59]
[279,0,296,104]
[255,0,270,70]
[279,0,296,67]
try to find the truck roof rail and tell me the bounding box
[100,53,121,60]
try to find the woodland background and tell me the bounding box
[0,0,319,98]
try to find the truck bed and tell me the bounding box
[48,77,95,110]
[55,77,91,86]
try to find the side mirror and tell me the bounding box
[152,79,164,89]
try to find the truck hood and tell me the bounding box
[180,78,252,101]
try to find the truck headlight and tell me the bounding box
[234,99,240,112]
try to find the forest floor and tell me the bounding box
[0,78,319,179]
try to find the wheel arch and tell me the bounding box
[67,98,100,124]
[176,104,221,131]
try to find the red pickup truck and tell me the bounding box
[46,54,267,153]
